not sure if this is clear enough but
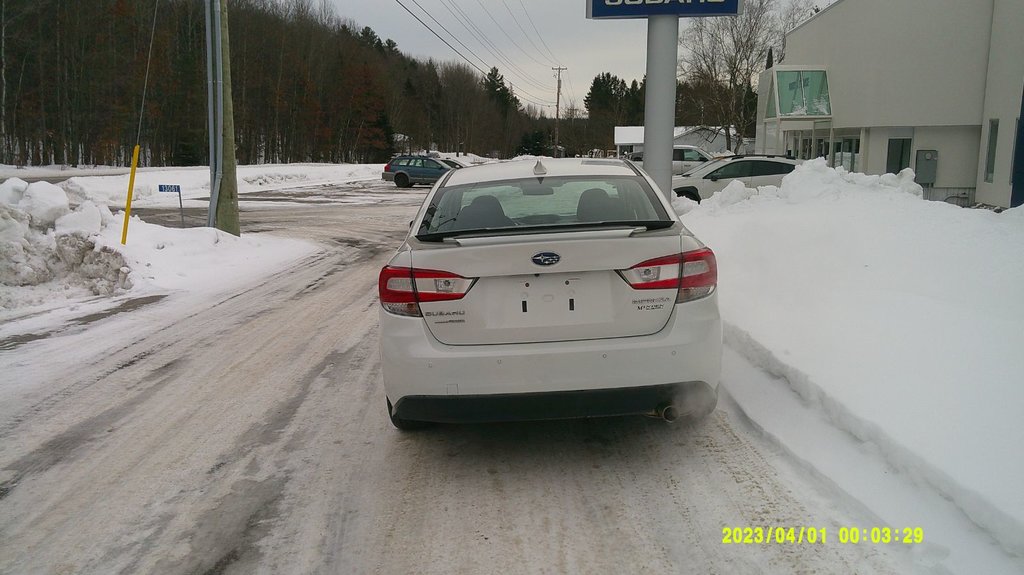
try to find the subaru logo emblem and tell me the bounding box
[532,252,561,266]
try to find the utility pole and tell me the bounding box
[552,67,566,158]
[205,0,240,235]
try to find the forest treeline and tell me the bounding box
[0,0,753,167]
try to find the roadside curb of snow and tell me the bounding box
[722,321,1024,558]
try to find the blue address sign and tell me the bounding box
[587,0,744,19]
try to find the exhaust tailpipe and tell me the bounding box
[646,404,679,423]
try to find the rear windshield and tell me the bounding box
[416,175,673,241]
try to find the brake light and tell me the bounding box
[378,266,476,317]
[618,248,717,303]
[384,164,391,172]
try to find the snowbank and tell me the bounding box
[679,159,1024,556]
[1,181,126,307]
[59,163,383,208]
[1,177,316,311]
[434,151,492,165]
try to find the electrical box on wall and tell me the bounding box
[915,149,938,186]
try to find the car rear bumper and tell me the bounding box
[392,381,716,423]
[381,172,395,182]
[379,296,722,421]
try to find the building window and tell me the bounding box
[775,70,831,116]
[837,138,860,172]
[985,119,999,183]
[766,77,777,119]
[886,139,912,174]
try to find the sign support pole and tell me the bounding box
[643,15,680,200]
[587,0,741,199]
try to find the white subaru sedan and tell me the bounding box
[378,158,722,429]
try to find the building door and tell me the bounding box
[886,138,912,174]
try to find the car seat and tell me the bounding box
[455,195,514,229]
[576,188,629,222]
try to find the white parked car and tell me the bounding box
[378,158,722,429]
[671,155,801,202]
[628,145,713,175]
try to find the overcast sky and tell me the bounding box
[328,0,665,113]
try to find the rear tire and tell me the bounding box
[394,173,410,188]
[387,397,429,430]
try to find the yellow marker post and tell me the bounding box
[121,144,141,245]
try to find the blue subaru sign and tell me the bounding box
[587,0,744,19]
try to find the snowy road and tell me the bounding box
[0,183,914,574]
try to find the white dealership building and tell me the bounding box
[755,0,1024,208]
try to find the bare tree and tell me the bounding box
[775,0,819,62]
[678,0,797,151]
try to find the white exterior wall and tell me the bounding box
[758,0,1023,204]
[755,70,776,154]
[862,127,913,175]
[913,126,984,189]
[783,0,993,130]
[857,126,978,188]
[976,0,1024,207]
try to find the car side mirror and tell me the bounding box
[409,220,414,228]
[708,175,720,182]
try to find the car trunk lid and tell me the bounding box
[410,229,682,345]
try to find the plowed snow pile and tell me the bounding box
[0,178,128,307]
[676,159,1024,556]
[1,177,315,310]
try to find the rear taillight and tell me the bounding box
[678,248,717,302]
[378,266,476,317]
[618,248,717,303]
[384,164,391,172]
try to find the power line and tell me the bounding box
[136,0,161,145]
[406,0,490,73]
[437,0,555,93]
[517,0,562,67]
[500,0,557,67]
[392,0,487,76]
[428,0,556,104]
[438,0,557,93]
[473,0,552,69]
[565,69,580,111]
[393,0,554,107]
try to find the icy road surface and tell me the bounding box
[0,182,912,574]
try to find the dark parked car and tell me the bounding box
[383,156,453,188]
